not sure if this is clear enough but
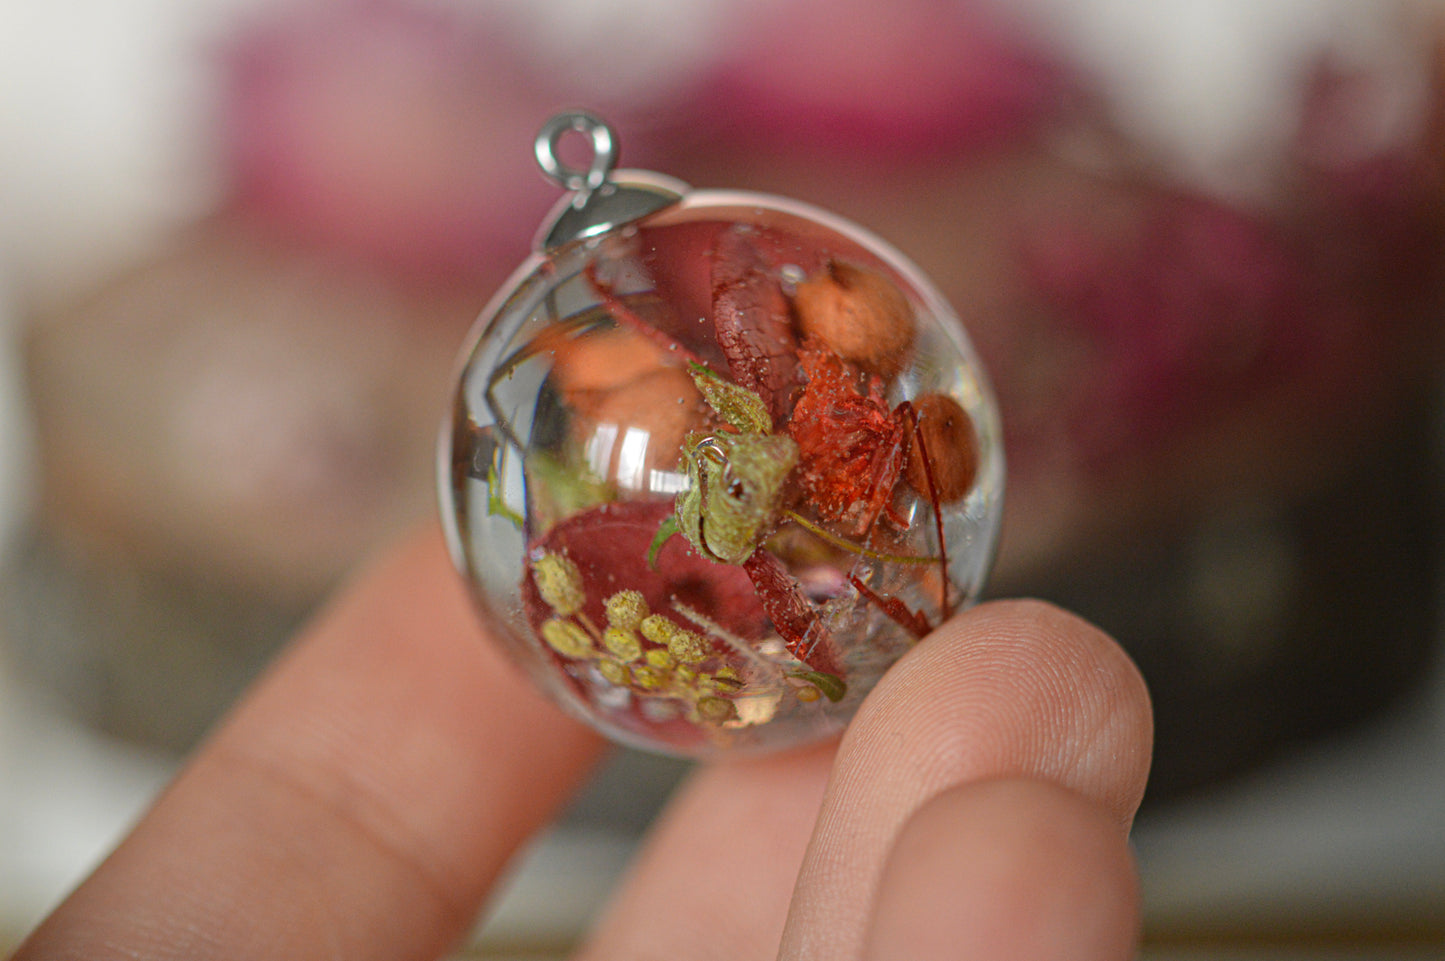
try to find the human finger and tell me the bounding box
[13,526,606,961]
[573,742,836,961]
[862,778,1141,961]
[780,598,1152,960]
[571,598,1149,961]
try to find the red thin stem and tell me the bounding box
[898,401,952,620]
[847,573,931,640]
[582,262,707,367]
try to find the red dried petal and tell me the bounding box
[711,228,802,425]
[522,500,769,651]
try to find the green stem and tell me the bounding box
[781,509,937,566]
[486,463,525,530]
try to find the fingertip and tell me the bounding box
[854,597,1154,827]
[779,598,1152,960]
[862,778,1141,961]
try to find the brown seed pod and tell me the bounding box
[571,366,704,481]
[792,260,915,377]
[904,393,977,503]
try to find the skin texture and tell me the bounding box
[861,780,1142,961]
[12,526,1152,961]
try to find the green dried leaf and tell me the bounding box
[647,514,680,569]
[787,670,847,702]
[689,362,771,434]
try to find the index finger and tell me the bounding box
[13,526,605,961]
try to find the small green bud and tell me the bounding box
[604,590,649,631]
[541,618,592,659]
[532,552,585,616]
[603,627,642,663]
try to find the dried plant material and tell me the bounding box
[904,393,978,503]
[793,261,916,377]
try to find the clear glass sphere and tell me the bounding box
[441,190,1002,756]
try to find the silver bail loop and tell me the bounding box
[534,111,617,201]
[530,110,689,252]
